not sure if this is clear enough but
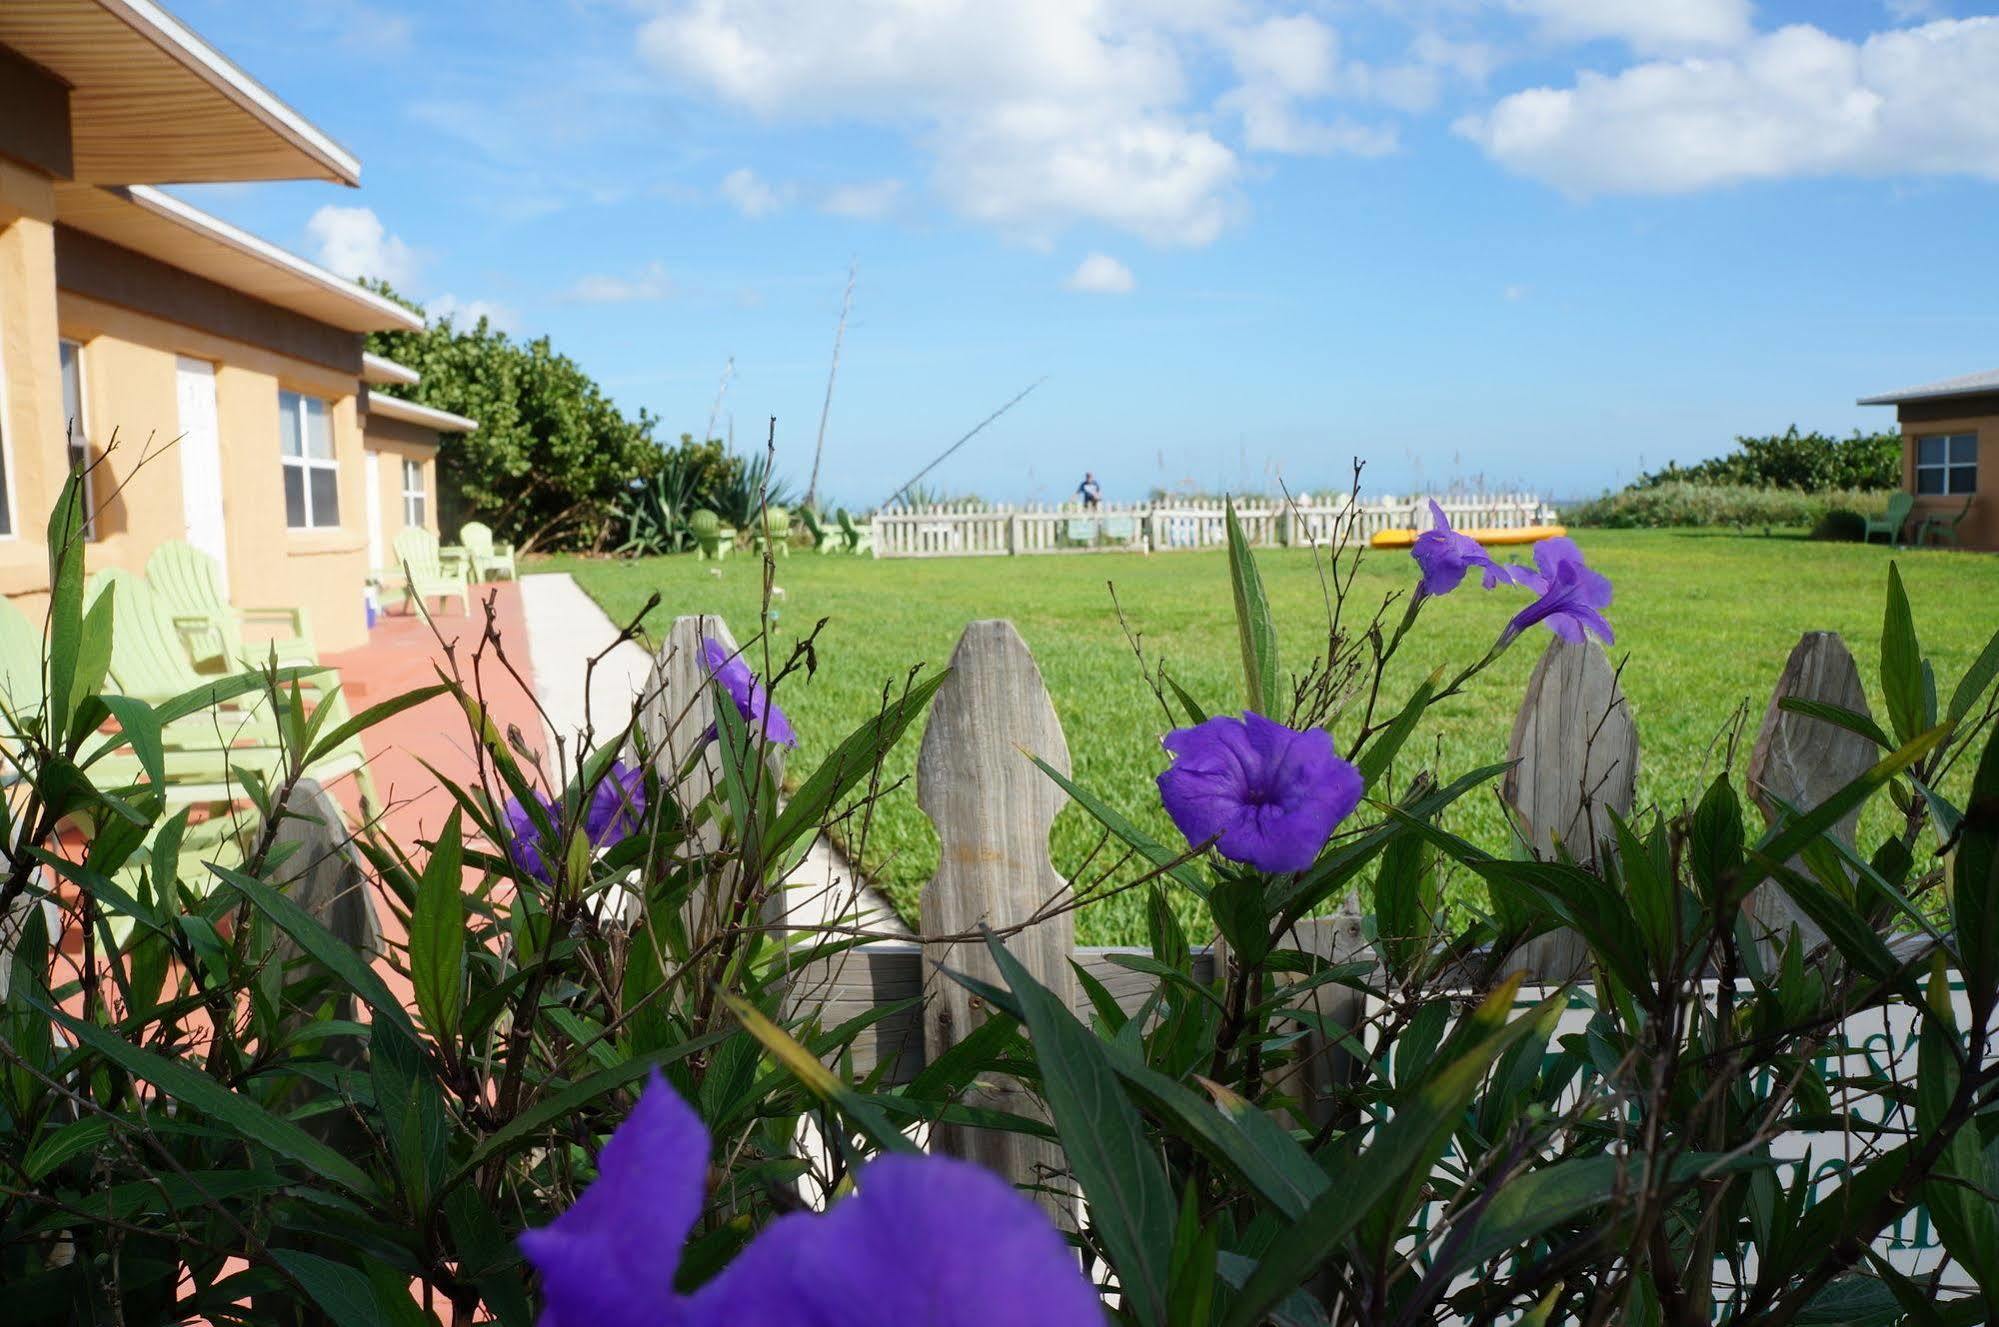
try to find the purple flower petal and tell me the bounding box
[585,761,646,848]
[702,638,799,749]
[523,1075,1099,1327]
[1158,712,1365,874]
[520,1069,708,1327]
[684,1155,1099,1327]
[503,790,557,884]
[1506,539,1614,646]
[1410,500,1499,598]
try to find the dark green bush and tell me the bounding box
[1564,481,1891,529]
[1639,425,1901,491]
[1812,506,1872,542]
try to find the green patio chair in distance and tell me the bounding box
[144,539,317,673]
[459,521,518,581]
[835,508,873,555]
[394,526,472,616]
[1918,494,1975,547]
[1863,492,1915,547]
[751,505,792,558]
[85,568,372,802]
[690,509,732,561]
[799,506,838,554]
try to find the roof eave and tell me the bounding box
[368,393,478,434]
[104,0,361,185]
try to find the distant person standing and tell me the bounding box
[1077,472,1102,508]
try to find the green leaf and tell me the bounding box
[1776,698,1893,752]
[1951,715,1999,1009]
[1948,625,1999,725]
[271,1249,380,1327]
[25,991,374,1196]
[1162,668,1210,727]
[412,808,467,1040]
[1225,500,1280,717]
[66,585,116,747]
[761,668,948,860]
[1223,979,1555,1327]
[1028,751,1209,898]
[44,473,87,736]
[92,695,165,790]
[23,1117,112,1180]
[986,932,1176,1327]
[1880,562,1925,744]
[1355,670,1441,790]
[209,862,416,1038]
[723,994,918,1156]
[308,682,449,765]
[1688,775,1745,904]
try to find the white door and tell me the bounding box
[364,449,385,569]
[174,357,229,594]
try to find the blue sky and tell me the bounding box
[173,0,1999,508]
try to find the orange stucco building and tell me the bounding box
[1859,367,1996,551]
[0,0,473,650]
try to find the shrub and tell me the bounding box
[1812,506,1873,542]
[1564,481,1892,529]
[1639,425,1902,491]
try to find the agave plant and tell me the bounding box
[713,451,799,530]
[616,450,703,556]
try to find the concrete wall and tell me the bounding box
[1898,395,1997,551]
[0,161,68,599]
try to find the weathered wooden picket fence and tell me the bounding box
[631,611,1901,1206]
[870,494,1557,559]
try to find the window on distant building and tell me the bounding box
[401,456,426,527]
[59,339,94,538]
[279,390,339,529]
[1915,433,1977,496]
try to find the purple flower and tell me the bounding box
[503,790,558,884]
[702,638,798,748]
[1410,500,1503,598]
[520,1070,1100,1327]
[1157,712,1365,874]
[585,761,646,847]
[504,763,647,884]
[1504,537,1614,645]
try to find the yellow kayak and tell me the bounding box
[1371,524,1566,550]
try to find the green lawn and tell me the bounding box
[551,532,1999,945]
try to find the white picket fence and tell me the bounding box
[869,494,1557,559]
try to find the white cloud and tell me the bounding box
[720,166,792,217]
[820,178,904,220]
[1458,18,1999,195]
[1503,283,1530,300]
[564,261,674,303]
[639,0,1242,246]
[1503,0,1753,54]
[1064,252,1136,294]
[428,293,519,333]
[305,205,419,286]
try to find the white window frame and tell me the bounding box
[59,338,95,539]
[400,456,427,527]
[279,390,341,530]
[1914,432,1977,497]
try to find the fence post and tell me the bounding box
[1503,637,1639,980]
[1746,632,1875,954]
[919,619,1074,1210]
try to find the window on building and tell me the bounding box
[1915,433,1977,496]
[401,456,427,527]
[59,339,94,538]
[279,390,339,529]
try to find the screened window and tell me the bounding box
[59,339,94,538]
[1915,433,1977,496]
[401,456,427,527]
[279,390,339,529]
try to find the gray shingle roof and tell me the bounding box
[1857,366,1999,406]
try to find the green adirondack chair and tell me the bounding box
[1918,494,1976,547]
[835,508,874,556]
[459,522,518,581]
[144,539,317,673]
[798,506,838,554]
[394,527,472,616]
[85,568,372,801]
[751,505,792,558]
[690,509,732,561]
[1863,492,1915,546]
